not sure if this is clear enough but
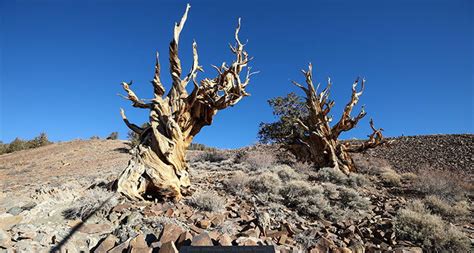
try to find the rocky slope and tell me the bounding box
[358,134,473,176]
[0,135,472,252]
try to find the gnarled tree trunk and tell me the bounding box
[290,64,387,174]
[116,4,255,201]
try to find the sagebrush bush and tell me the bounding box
[222,171,249,195]
[248,171,282,195]
[394,201,470,252]
[423,195,469,222]
[188,143,216,151]
[401,172,417,181]
[272,164,304,181]
[380,169,402,186]
[412,167,467,201]
[187,191,225,212]
[337,186,371,209]
[279,180,328,218]
[235,150,277,170]
[62,188,118,220]
[317,167,347,184]
[315,167,369,187]
[347,173,370,187]
[351,154,392,175]
[198,151,229,163]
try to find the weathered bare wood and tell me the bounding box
[116,4,253,201]
[290,64,387,174]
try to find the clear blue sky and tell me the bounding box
[1,0,472,148]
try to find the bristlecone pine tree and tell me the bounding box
[117,4,255,201]
[259,64,387,174]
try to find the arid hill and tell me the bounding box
[0,135,472,252]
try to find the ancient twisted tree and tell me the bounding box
[259,64,386,174]
[117,4,254,201]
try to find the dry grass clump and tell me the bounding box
[315,167,369,187]
[197,150,230,163]
[423,195,469,222]
[351,154,392,175]
[401,172,417,181]
[248,171,282,195]
[279,180,370,221]
[395,200,470,252]
[222,171,249,195]
[337,186,371,210]
[316,167,347,184]
[379,168,402,186]
[412,167,467,201]
[187,191,225,212]
[272,164,305,181]
[62,188,118,220]
[279,180,329,218]
[235,150,277,170]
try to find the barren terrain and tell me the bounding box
[0,135,472,252]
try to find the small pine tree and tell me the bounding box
[107,132,119,140]
[28,132,51,148]
[7,138,28,153]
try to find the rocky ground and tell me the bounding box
[0,135,472,253]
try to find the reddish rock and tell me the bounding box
[189,224,205,235]
[159,223,185,244]
[208,230,221,241]
[109,237,131,253]
[197,219,211,229]
[165,208,174,217]
[176,231,192,248]
[211,214,225,227]
[191,232,213,246]
[93,234,118,253]
[159,241,178,253]
[129,234,151,253]
[217,234,232,246]
[143,204,164,217]
[235,237,262,246]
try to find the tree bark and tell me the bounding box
[290,64,387,174]
[116,4,254,201]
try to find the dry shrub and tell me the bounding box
[379,168,402,186]
[395,200,470,252]
[279,180,328,218]
[321,182,340,199]
[280,178,370,221]
[197,151,229,163]
[222,171,249,195]
[248,171,282,195]
[316,167,347,184]
[347,173,370,187]
[401,172,417,181]
[337,186,371,209]
[235,150,277,170]
[351,154,392,175]
[423,195,469,222]
[188,191,225,212]
[62,188,118,220]
[412,167,467,201]
[316,167,369,187]
[272,164,305,181]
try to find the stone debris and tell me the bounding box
[0,137,472,252]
